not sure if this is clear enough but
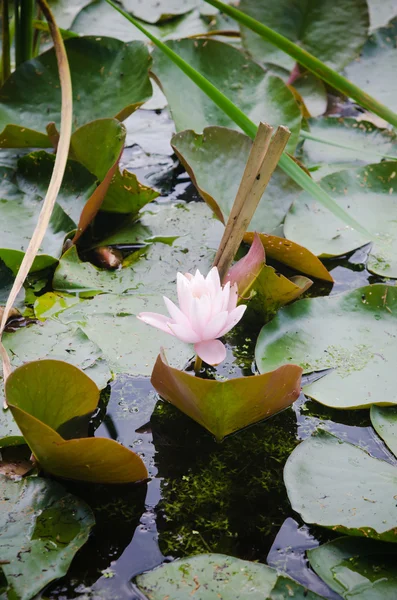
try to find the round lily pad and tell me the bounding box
[284,429,397,542]
[284,162,397,278]
[255,284,397,409]
[370,405,397,458]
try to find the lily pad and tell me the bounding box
[70,118,158,214]
[171,127,300,233]
[121,0,198,23]
[6,360,148,483]
[136,552,326,599]
[0,475,94,600]
[243,232,333,282]
[291,72,327,118]
[368,0,397,32]
[370,405,397,458]
[284,429,397,542]
[0,406,23,449]
[307,536,397,599]
[152,39,302,152]
[0,165,77,274]
[151,351,302,441]
[255,284,397,409]
[72,2,209,42]
[299,117,397,180]
[239,0,369,71]
[51,0,93,29]
[284,162,397,278]
[345,18,397,115]
[0,36,152,147]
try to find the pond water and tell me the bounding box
[45,110,393,600]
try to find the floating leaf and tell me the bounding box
[256,284,397,409]
[70,118,158,214]
[6,360,148,483]
[299,117,397,180]
[51,0,93,28]
[370,405,397,458]
[172,127,300,233]
[307,536,397,599]
[239,0,369,71]
[284,429,397,542]
[121,0,198,23]
[72,1,209,42]
[345,18,397,114]
[243,232,333,282]
[0,36,152,147]
[0,475,94,600]
[291,72,327,118]
[151,351,302,441]
[284,162,397,278]
[0,406,23,448]
[153,40,302,152]
[136,553,326,599]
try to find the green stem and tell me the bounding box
[1,0,11,84]
[105,0,373,240]
[19,0,34,62]
[14,0,21,66]
[203,0,397,130]
[299,130,397,161]
[33,18,80,39]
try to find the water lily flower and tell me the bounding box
[137,267,246,365]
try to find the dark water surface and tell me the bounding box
[45,112,392,600]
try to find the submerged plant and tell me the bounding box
[138,266,246,366]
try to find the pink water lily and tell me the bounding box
[137,267,246,365]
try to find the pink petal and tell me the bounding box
[218,304,247,337]
[194,339,227,365]
[137,312,174,336]
[177,273,192,316]
[202,310,229,340]
[205,267,221,298]
[163,296,191,328]
[168,322,201,343]
[190,295,212,335]
[220,281,231,312]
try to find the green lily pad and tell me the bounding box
[284,162,397,278]
[0,475,94,600]
[16,150,97,224]
[121,0,198,23]
[6,360,148,483]
[136,552,326,599]
[239,0,369,71]
[284,429,397,542]
[152,39,302,152]
[151,351,302,441]
[345,18,397,115]
[70,118,158,214]
[51,0,93,28]
[291,72,327,118]
[0,406,23,448]
[370,405,397,458]
[72,1,209,42]
[307,536,397,599]
[299,117,397,180]
[0,168,74,274]
[171,127,300,233]
[255,284,397,409]
[0,36,152,147]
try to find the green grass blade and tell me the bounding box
[105,0,373,239]
[204,0,397,130]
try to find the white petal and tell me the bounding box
[137,312,174,336]
[177,272,192,316]
[194,340,227,366]
[168,322,201,343]
[191,295,212,336]
[218,304,247,337]
[163,296,191,328]
[202,311,229,340]
[205,267,221,298]
[220,281,231,312]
